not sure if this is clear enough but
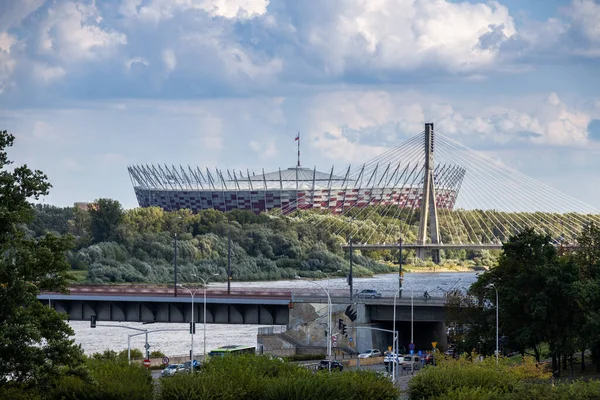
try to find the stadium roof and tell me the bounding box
[246,167,345,182]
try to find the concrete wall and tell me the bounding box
[257,335,297,357]
[284,301,448,355]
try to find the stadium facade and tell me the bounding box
[128,162,466,214]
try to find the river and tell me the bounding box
[69,272,480,357]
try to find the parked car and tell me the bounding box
[358,349,382,359]
[356,289,382,299]
[318,360,343,371]
[161,364,181,377]
[424,354,435,365]
[402,355,421,370]
[180,360,201,373]
[383,353,400,366]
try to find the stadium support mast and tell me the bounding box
[416,123,441,263]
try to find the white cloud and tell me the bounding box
[103,153,128,165]
[249,139,278,159]
[162,49,177,72]
[0,33,17,90]
[197,114,224,150]
[125,57,149,69]
[32,120,58,140]
[33,63,66,83]
[566,0,600,42]
[0,32,16,53]
[305,90,595,164]
[121,0,269,21]
[39,1,126,61]
[268,0,517,75]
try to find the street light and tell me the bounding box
[486,283,499,365]
[393,289,400,382]
[197,273,219,361]
[177,283,201,372]
[297,276,332,372]
[316,269,341,289]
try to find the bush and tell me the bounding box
[0,386,42,400]
[408,355,550,399]
[158,355,398,400]
[150,350,166,358]
[48,359,153,400]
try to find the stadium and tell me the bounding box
[127,160,466,214]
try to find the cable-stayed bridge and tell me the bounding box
[269,123,599,260]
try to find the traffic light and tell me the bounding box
[90,315,96,328]
[190,321,196,334]
[338,318,343,330]
[341,323,347,336]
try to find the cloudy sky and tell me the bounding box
[1,0,600,209]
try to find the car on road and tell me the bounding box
[318,360,343,371]
[424,354,435,365]
[383,352,401,366]
[402,355,421,370]
[180,360,201,373]
[356,289,382,299]
[161,364,182,377]
[358,349,382,359]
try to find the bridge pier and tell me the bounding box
[417,123,441,263]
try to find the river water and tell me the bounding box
[70,272,480,357]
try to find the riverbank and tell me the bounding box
[401,265,488,273]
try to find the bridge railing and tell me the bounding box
[46,286,294,300]
[43,286,447,304]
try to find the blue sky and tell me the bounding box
[1,0,599,209]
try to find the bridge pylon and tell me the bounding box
[416,123,441,263]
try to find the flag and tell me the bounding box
[295,133,299,141]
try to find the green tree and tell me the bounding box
[574,222,600,372]
[89,198,124,243]
[0,130,85,388]
[475,228,578,365]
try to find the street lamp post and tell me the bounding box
[393,289,400,382]
[301,277,332,372]
[198,274,219,361]
[316,269,341,289]
[411,288,414,375]
[178,284,201,372]
[174,233,178,297]
[128,328,188,365]
[487,284,499,365]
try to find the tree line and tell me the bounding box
[28,201,388,284]
[446,226,600,377]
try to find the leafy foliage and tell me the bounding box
[408,355,550,399]
[48,358,153,400]
[159,355,398,400]
[30,205,394,283]
[446,226,600,376]
[0,130,85,388]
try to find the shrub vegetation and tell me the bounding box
[159,354,398,400]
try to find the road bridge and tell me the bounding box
[41,285,449,353]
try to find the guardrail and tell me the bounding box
[43,286,293,299]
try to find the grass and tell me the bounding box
[68,270,88,282]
